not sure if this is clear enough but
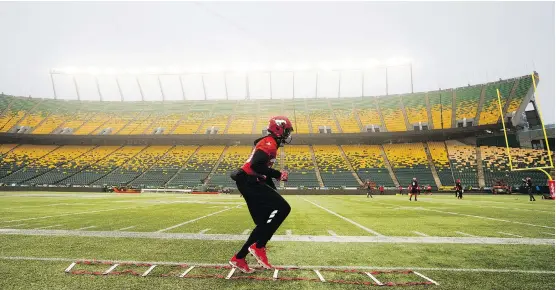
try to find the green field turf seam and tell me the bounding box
[0,229,553,245]
[1,256,553,274]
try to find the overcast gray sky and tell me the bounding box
[0,1,554,122]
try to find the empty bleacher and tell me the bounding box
[209,146,253,187]
[313,145,358,187]
[383,143,436,188]
[428,90,452,129]
[0,97,41,132]
[22,146,93,185]
[427,142,454,186]
[283,145,319,187]
[479,79,514,125]
[454,85,481,121]
[0,145,60,183]
[342,145,394,187]
[402,93,429,127]
[131,146,198,187]
[378,95,406,132]
[447,144,479,187]
[167,146,224,187]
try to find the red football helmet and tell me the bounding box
[267,116,294,142]
[456,179,461,183]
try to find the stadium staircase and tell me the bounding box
[203,146,229,185]
[450,90,457,128]
[423,143,443,189]
[308,145,325,187]
[167,107,192,134]
[164,146,202,186]
[69,112,95,134]
[375,98,387,132]
[425,94,434,129]
[379,146,400,187]
[338,145,363,186]
[502,78,520,117]
[399,97,412,131]
[476,147,486,187]
[353,108,364,132]
[128,146,175,185]
[113,111,139,134]
[474,85,486,125]
[327,100,344,133]
[444,141,457,185]
[88,146,149,185]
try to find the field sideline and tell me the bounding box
[0,191,554,289]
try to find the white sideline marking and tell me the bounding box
[180,266,195,277]
[199,228,211,234]
[418,199,554,214]
[377,202,555,229]
[365,272,383,286]
[413,271,440,285]
[498,232,523,238]
[0,206,143,223]
[35,225,62,230]
[64,262,76,273]
[327,230,338,236]
[225,267,236,280]
[314,269,325,282]
[76,226,96,231]
[273,269,279,280]
[413,231,429,237]
[3,256,554,274]
[301,197,384,236]
[0,229,553,245]
[142,265,157,277]
[286,230,292,236]
[543,232,555,236]
[455,231,477,237]
[242,229,250,235]
[117,226,136,231]
[103,264,119,275]
[157,206,239,233]
[4,224,26,228]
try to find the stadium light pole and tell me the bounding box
[202,75,207,100]
[224,73,229,100]
[95,76,103,101]
[179,75,186,100]
[115,77,124,102]
[315,72,319,98]
[136,77,145,101]
[158,76,166,101]
[73,76,81,101]
[50,70,58,100]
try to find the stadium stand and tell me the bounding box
[209,146,253,187]
[479,79,514,125]
[312,145,359,187]
[377,95,406,132]
[342,145,394,187]
[383,143,436,189]
[402,93,429,127]
[428,90,452,129]
[0,145,59,181]
[308,99,339,133]
[62,146,144,185]
[21,146,93,185]
[506,75,534,114]
[427,142,454,186]
[167,146,225,187]
[32,99,82,134]
[454,84,481,121]
[131,146,198,187]
[446,144,479,187]
[356,97,382,132]
[283,145,319,187]
[91,146,171,186]
[0,144,18,156]
[0,97,40,132]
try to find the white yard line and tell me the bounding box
[498,232,523,238]
[455,231,477,237]
[542,232,555,236]
[2,256,553,274]
[327,230,338,236]
[199,228,211,234]
[301,197,384,236]
[0,228,552,245]
[75,226,96,231]
[242,229,250,235]
[0,206,143,223]
[413,231,429,237]
[116,226,136,231]
[35,225,62,230]
[156,206,239,233]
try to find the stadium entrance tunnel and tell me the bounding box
[65,259,439,286]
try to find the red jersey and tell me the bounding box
[379,186,384,191]
[241,136,278,176]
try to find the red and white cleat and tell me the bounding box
[229,255,254,273]
[248,244,273,269]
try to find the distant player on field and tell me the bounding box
[455,179,463,199]
[228,116,293,273]
[523,177,535,201]
[409,177,419,201]
[399,185,403,194]
[379,185,384,195]
[364,179,373,198]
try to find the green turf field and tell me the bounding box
[0,192,554,289]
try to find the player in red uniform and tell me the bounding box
[364,179,373,198]
[228,116,293,273]
[379,185,384,195]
